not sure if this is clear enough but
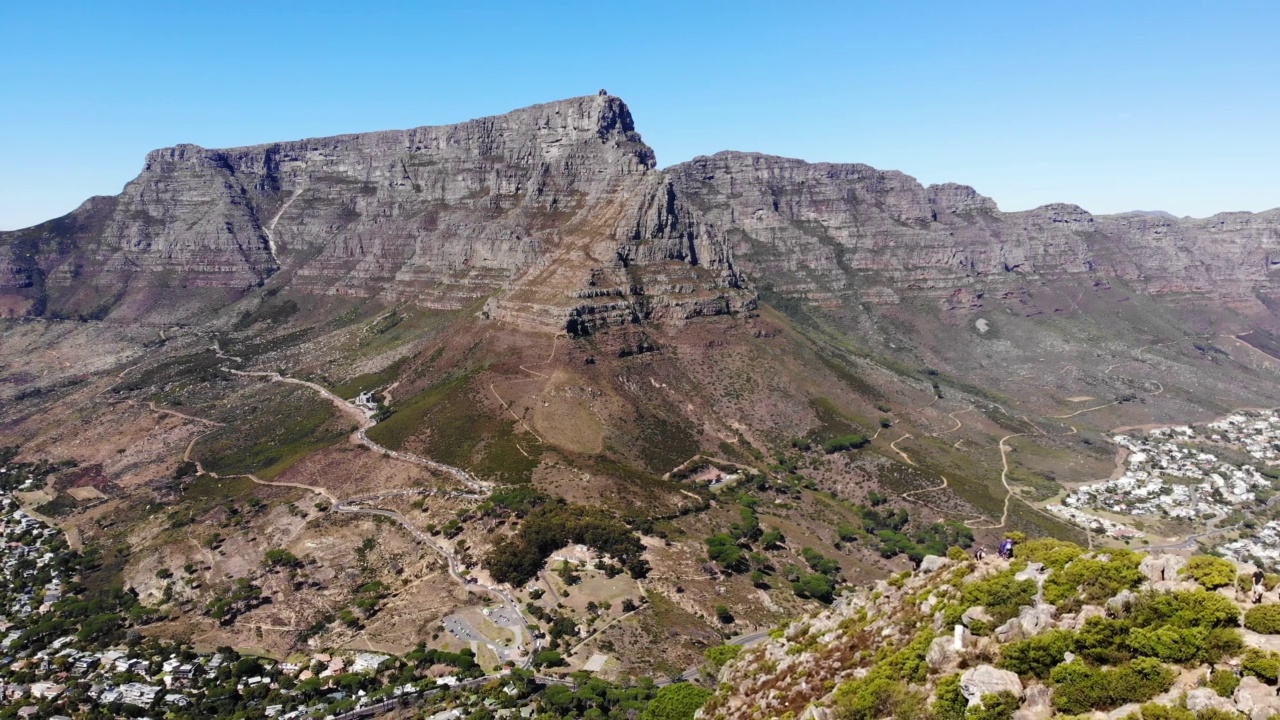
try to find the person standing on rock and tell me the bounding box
[975,546,986,561]
[1255,569,1266,604]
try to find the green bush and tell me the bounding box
[1049,658,1175,714]
[968,692,1020,720]
[1044,550,1145,608]
[956,571,1037,625]
[932,673,967,720]
[1207,667,1240,698]
[998,630,1077,678]
[704,644,742,672]
[823,435,868,453]
[1242,648,1280,684]
[1180,556,1238,589]
[639,683,712,720]
[1245,604,1280,634]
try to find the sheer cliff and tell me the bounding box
[0,95,750,328]
[668,151,1280,318]
[4,98,1280,330]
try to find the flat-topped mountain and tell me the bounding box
[3,94,1279,330]
[0,95,750,329]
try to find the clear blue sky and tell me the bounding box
[2,1,1277,229]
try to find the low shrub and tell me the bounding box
[1180,556,1238,590]
[1244,604,1280,634]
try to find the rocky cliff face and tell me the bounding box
[1,95,751,329]
[668,151,1280,315]
[4,98,1278,329]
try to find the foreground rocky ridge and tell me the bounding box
[3,94,1279,330]
[702,545,1280,720]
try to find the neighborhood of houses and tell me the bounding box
[0,455,492,719]
[1045,410,1280,546]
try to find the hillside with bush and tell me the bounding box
[699,543,1280,720]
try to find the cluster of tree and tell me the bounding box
[839,503,973,564]
[823,434,868,453]
[535,676,709,720]
[405,644,481,674]
[485,498,648,586]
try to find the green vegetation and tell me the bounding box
[263,549,301,568]
[704,644,742,672]
[1180,555,1238,589]
[485,497,647,586]
[639,683,711,720]
[823,434,868,453]
[1244,604,1280,634]
[196,385,347,480]
[1049,658,1175,714]
[330,357,405,399]
[839,502,973,563]
[366,371,541,484]
[1207,667,1240,698]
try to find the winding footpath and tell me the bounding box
[150,344,532,664]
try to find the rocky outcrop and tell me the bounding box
[959,665,1024,707]
[1,95,752,329]
[667,151,1280,316]
[5,94,1278,328]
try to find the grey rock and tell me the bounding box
[926,635,960,673]
[1140,554,1187,584]
[1012,684,1052,720]
[1186,687,1238,715]
[961,606,993,628]
[1234,675,1280,720]
[1107,589,1137,613]
[1018,604,1056,636]
[994,617,1023,643]
[919,555,950,574]
[959,665,1023,707]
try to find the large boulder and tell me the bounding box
[962,606,993,628]
[1018,604,1056,636]
[1013,684,1052,720]
[1059,604,1107,631]
[1139,554,1186,583]
[994,617,1023,643]
[1106,589,1137,613]
[1234,675,1280,720]
[926,636,960,673]
[919,555,951,574]
[1186,687,1240,715]
[959,665,1023,707]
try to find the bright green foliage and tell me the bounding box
[1016,538,1086,571]
[1126,590,1240,629]
[792,572,836,603]
[968,692,1020,720]
[932,673,967,720]
[263,548,301,568]
[1207,667,1240,698]
[706,534,746,572]
[956,570,1038,624]
[1049,658,1175,714]
[1244,604,1280,634]
[1075,616,1133,665]
[1126,625,1216,664]
[1119,703,1195,720]
[639,683,712,720]
[1043,550,1145,608]
[1179,556,1238,589]
[704,644,742,671]
[531,650,565,668]
[1242,648,1280,684]
[997,630,1077,678]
